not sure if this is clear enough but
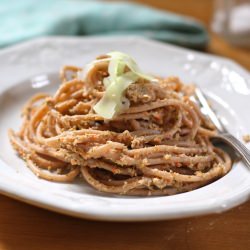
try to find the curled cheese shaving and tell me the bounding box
[92,51,154,119]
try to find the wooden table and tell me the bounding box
[1,1,249,249]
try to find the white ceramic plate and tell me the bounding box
[0,36,249,221]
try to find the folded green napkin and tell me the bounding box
[0,0,209,49]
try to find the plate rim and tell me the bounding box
[0,162,249,221]
[0,36,249,221]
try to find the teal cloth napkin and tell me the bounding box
[0,0,209,49]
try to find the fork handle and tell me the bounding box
[217,133,250,169]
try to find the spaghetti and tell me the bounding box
[9,53,232,196]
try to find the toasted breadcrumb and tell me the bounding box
[243,134,250,143]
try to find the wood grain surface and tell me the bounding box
[0,1,249,250]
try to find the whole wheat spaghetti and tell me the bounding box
[9,52,232,196]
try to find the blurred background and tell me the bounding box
[132,0,250,68]
[1,0,249,69]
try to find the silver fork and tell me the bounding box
[192,87,250,169]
